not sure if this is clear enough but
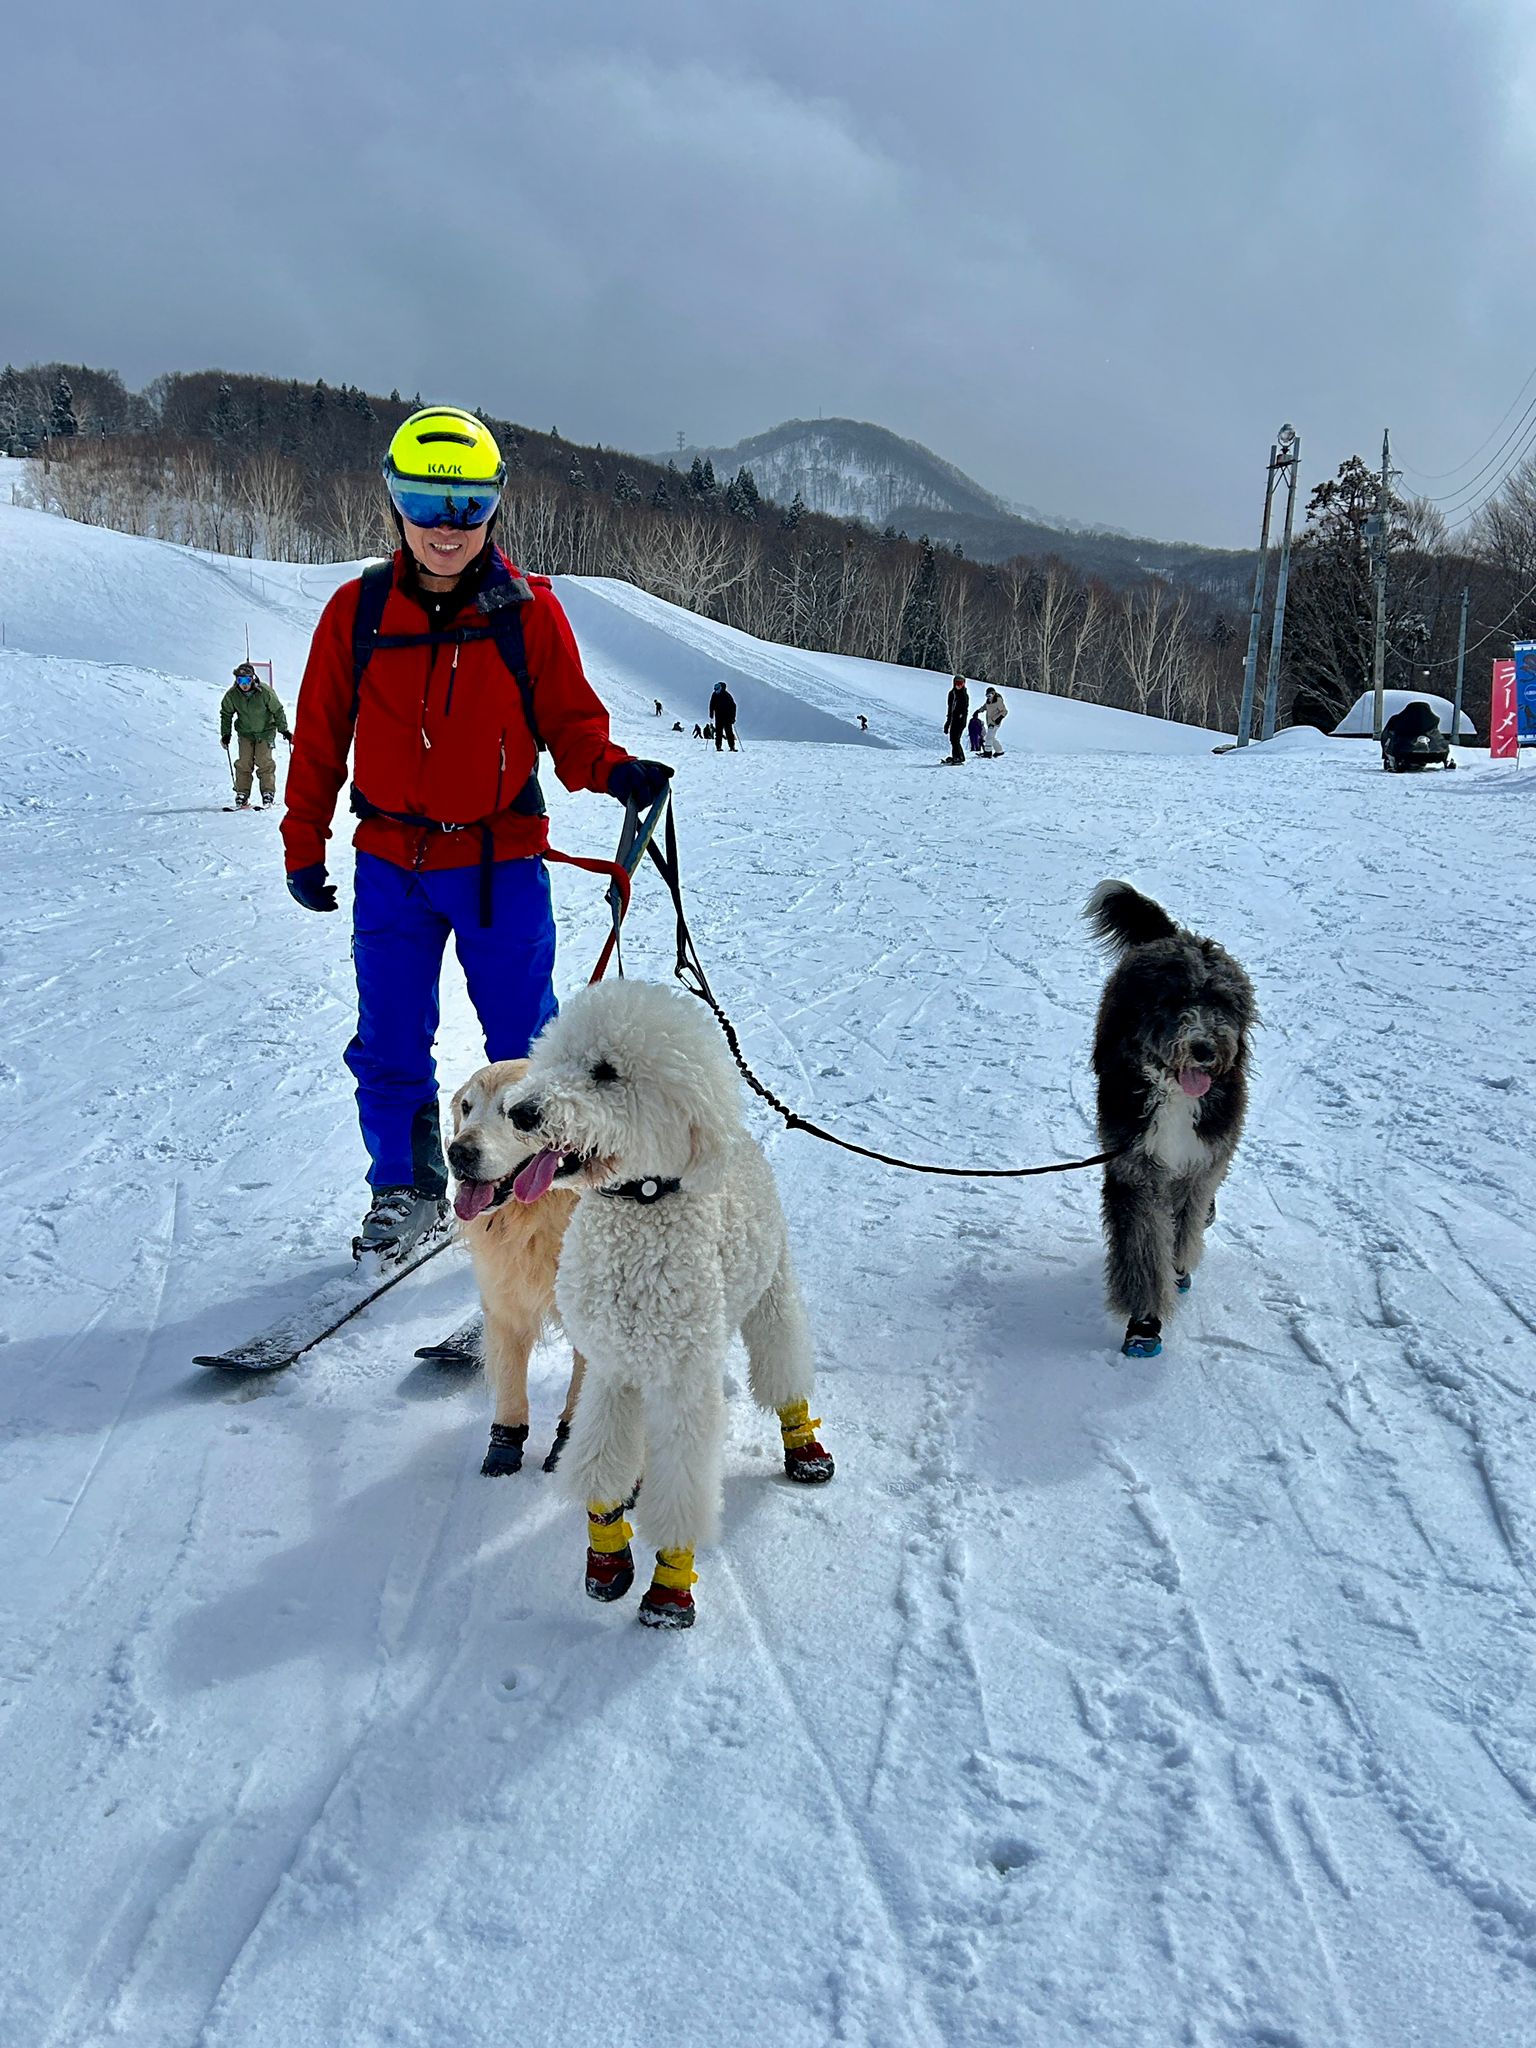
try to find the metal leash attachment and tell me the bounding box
[641,804,1122,1180]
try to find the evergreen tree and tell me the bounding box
[208,379,239,442]
[898,539,949,671]
[782,491,806,532]
[726,466,761,521]
[650,476,672,510]
[49,373,78,439]
[688,455,708,499]
[568,456,587,491]
[613,470,641,505]
[389,387,402,404]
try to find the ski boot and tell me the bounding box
[1122,1317,1162,1360]
[352,1185,448,1264]
[233,795,251,809]
[261,791,276,809]
[779,1399,836,1483]
[481,1423,528,1477]
[585,1498,636,1602]
[638,1548,697,1629]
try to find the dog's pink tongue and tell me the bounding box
[512,1149,564,1205]
[454,1180,497,1222]
[1179,1068,1213,1098]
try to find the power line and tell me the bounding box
[1418,574,1536,669]
[1420,390,1536,513]
[1403,355,1536,482]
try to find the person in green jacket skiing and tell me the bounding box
[219,662,292,808]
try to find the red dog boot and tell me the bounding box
[638,1548,697,1630]
[778,1400,836,1484]
[585,1499,636,1603]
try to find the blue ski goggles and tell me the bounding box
[383,471,503,530]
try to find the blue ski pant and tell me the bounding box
[345,851,558,1193]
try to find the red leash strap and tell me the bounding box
[543,846,633,983]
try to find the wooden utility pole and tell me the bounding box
[1367,430,1393,741]
[1451,585,1470,746]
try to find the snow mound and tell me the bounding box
[1333,689,1476,738]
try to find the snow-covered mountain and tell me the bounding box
[666,418,1251,589]
[667,417,1015,527]
[4,502,1533,2048]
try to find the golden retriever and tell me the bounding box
[447,1059,585,1476]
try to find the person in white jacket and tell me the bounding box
[980,686,1008,756]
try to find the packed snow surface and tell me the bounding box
[3,502,1535,2048]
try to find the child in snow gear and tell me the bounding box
[968,710,985,754]
[943,676,969,764]
[981,686,1008,756]
[220,663,291,807]
[282,405,672,1262]
[709,680,738,751]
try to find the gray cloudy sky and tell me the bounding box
[6,0,1536,544]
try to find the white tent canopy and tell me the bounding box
[1332,689,1477,738]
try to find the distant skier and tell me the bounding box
[673,720,685,733]
[980,687,1008,757]
[693,723,704,740]
[281,407,671,1263]
[219,662,291,808]
[654,699,663,717]
[710,681,738,752]
[943,676,969,765]
[858,714,869,732]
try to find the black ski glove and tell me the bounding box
[606,759,673,808]
[287,862,337,913]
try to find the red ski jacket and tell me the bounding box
[281,547,631,875]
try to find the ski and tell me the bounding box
[414,1314,484,1370]
[194,1223,454,1373]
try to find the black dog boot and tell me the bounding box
[542,1419,571,1474]
[1175,1270,1192,1295]
[481,1423,528,1477]
[1122,1317,1163,1360]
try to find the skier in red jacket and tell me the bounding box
[282,406,671,1261]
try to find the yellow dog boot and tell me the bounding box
[638,1547,697,1630]
[779,1399,836,1484]
[585,1498,636,1603]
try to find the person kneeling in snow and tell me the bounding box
[220,663,291,808]
[281,406,671,1263]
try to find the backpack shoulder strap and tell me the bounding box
[350,561,395,721]
[476,568,544,754]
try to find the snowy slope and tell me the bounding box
[4,511,1536,2048]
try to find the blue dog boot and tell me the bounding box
[1175,1270,1192,1295]
[1122,1317,1163,1359]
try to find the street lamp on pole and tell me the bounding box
[1238,424,1301,746]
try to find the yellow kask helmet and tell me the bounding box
[382,406,506,529]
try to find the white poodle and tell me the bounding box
[485,978,835,1629]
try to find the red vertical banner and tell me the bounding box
[1491,659,1518,759]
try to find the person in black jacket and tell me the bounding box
[943,676,969,765]
[710,681,739,752]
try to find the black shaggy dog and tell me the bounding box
[1086,881,1256,1358]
